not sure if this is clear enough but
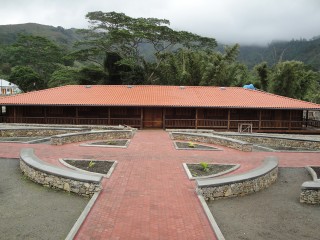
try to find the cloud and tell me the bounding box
[0,0,319,45]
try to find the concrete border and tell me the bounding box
[59,158,118,178]
[80,139,130,149]
[170,132,253,152]
[197,194,225,240]
[65,190,102,240]
[183,163,240,180]
[305,166,319,181]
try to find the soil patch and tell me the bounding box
[310,166,320,178]
[65,160,114,175]
[186,163,236,177]
[175,141,219,150]
[89,139,128,146]
[0,158,89,240]
[208,168,320,240]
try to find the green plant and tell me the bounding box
[88,161,95,168]
[188,142,195,148]
[200,162,209,172]
[107,140,116,145]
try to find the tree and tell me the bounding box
[48,66,80,88]
[7,35,65,86]
[269,61,318,99]
[253,62,269,90]
[9,66,44,92]
[72,11,217,84]
[78,65,108,85]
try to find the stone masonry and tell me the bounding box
[198,167,278,201]
[20,160,101,197]
[50,130,134,145]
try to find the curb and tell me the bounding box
[65,190,101,240]
[197,193,225,240]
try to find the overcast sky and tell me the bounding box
[0,0,319,46]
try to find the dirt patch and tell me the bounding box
[0,158,89,240]
[208,168,320,240]
[186,163,236,177]
[65,159,114,175]
[175,141,219,150]
[89,139,128,146]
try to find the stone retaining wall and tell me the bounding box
[215,133,320,150]
[170,132,253,152]
[300,188,320,204]
[300,167,320,204]
[20,148,102,197]
[0,128,86,137]
[197,157,278,201]
[51,130,134,145]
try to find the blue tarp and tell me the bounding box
[243,84,255,90]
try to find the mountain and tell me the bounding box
[0,23,82,48]
[237,37,320,70]
[1,23,319,70]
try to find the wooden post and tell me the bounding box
[44,107,47,124]
[108,107,111,125]
[75,107,79,125]
[162,108,166,130]
[195,108,198,129]
[13,107,17,123]
[289,110,292,130]
[227,109,231,130]
[305,110,309,128]
[140,108,144,129]
[259,110,262,130]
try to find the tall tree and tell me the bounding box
[9,66,44,92]
[72,11,217,84]
[269,61,318,99]
[254,62,269,90]
[6,35,65,86]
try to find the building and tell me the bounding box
[0,79,21,96]
[0,85,320,132]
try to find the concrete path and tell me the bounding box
[1,129,320,239]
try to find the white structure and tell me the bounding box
[0,79,21,95]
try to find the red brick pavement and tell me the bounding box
[1,130,320,239]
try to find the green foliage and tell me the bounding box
[199,162,209,172]
[48,66,80,88]
[188,142,195,148]
[269,61,318,100]
[73,11,217,84]
[88,161,95,168]
[78,65,108,85]
[9,66,44,92]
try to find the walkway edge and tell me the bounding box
[65,190,102,240]
[197,193,225,240]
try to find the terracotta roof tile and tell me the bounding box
[0,85,319,109]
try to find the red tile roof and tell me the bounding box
[0,85,319,109]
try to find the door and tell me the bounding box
[143,108,163,128]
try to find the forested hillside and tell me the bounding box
[237,37,320,70]
[0,23,81,48]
